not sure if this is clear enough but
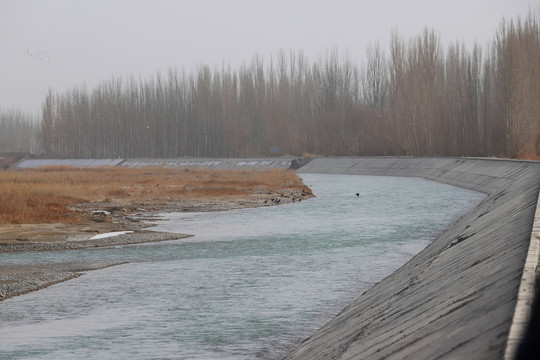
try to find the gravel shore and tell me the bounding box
[0,261,127,301]
[0,231,192,301]
[0,230,192,253]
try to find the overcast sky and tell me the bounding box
[0,0,536,114]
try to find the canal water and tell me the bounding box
[0,174,485,359]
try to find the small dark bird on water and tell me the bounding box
[355,193,359,197]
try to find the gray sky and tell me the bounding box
[0,0,536,114]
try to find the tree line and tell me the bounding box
[0,109,39,153]
[4,10,540,159]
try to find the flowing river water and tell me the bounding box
[0,174,485,359]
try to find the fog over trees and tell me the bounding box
[0,109,39,153]
[2,10,540,159]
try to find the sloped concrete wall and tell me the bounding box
[121,157,295,169]
[288,157,540,360]
[14,158,125,168]
[14,157,296,170]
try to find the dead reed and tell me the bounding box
[516,152,540,161]
[0,166,309,225]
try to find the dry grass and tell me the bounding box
[516,152,540,161]
[0,166,310,225]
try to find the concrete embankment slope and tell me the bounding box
[14,157,296,170]
[289,157,540,360]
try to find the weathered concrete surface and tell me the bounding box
[122,157,295,169]
[14,158,125,168]
[14,157,297,170]
[288,157,540,360]
[504,190,540,359]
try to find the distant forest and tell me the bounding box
[2,10,540,159]
[0,109,39,153]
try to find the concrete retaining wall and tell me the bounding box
[14,157,295,170]
[287,157,540,360]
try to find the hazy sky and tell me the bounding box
[0,0,536,114]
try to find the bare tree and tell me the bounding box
[363,41,388,111]
[39,10,540,160]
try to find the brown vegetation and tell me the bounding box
[0,166,311,225]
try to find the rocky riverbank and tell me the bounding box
[0,261,128,301]
[0,230,191,253]
[0,188,314,301]
[0,229,194,301]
